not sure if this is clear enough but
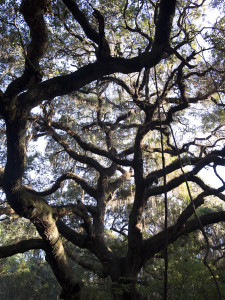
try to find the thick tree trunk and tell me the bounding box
[109,258,149,300]
[111,277,149,300]
[60,289,81,300]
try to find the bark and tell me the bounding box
[2,0,224,299]
[1,2,83,296]
[6,0,49,98]
[16,0,177,109]
[0,239,45,258]
[2,105,82,299]
[109,258,149,300]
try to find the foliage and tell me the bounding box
[0,0,225,299]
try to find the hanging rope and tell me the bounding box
[151,4,222,299]
[154,67,168,300]
[161,107,223,300]
[166,10,223,295]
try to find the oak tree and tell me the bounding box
[0,0,225,299]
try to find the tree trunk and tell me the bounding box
[112,277,149,300]
[60,289,81,300]
[109,259,149,300]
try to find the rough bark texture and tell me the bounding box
[1,0,225,299]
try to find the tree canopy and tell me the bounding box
[0,0,225,299]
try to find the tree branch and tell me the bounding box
[0,238,45,258]
[143,211,225,261]
[26,172,97,199]
[66,249,108,278]
[62,0,100,45]
[5,0,50,98]
[49,121,132,166]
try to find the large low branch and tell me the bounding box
[4,184,83,297]
[146,156,225,197]
[143,211,225,262]
[21,190,83,297]
[0,238,45,258]
[175,185,225,233]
